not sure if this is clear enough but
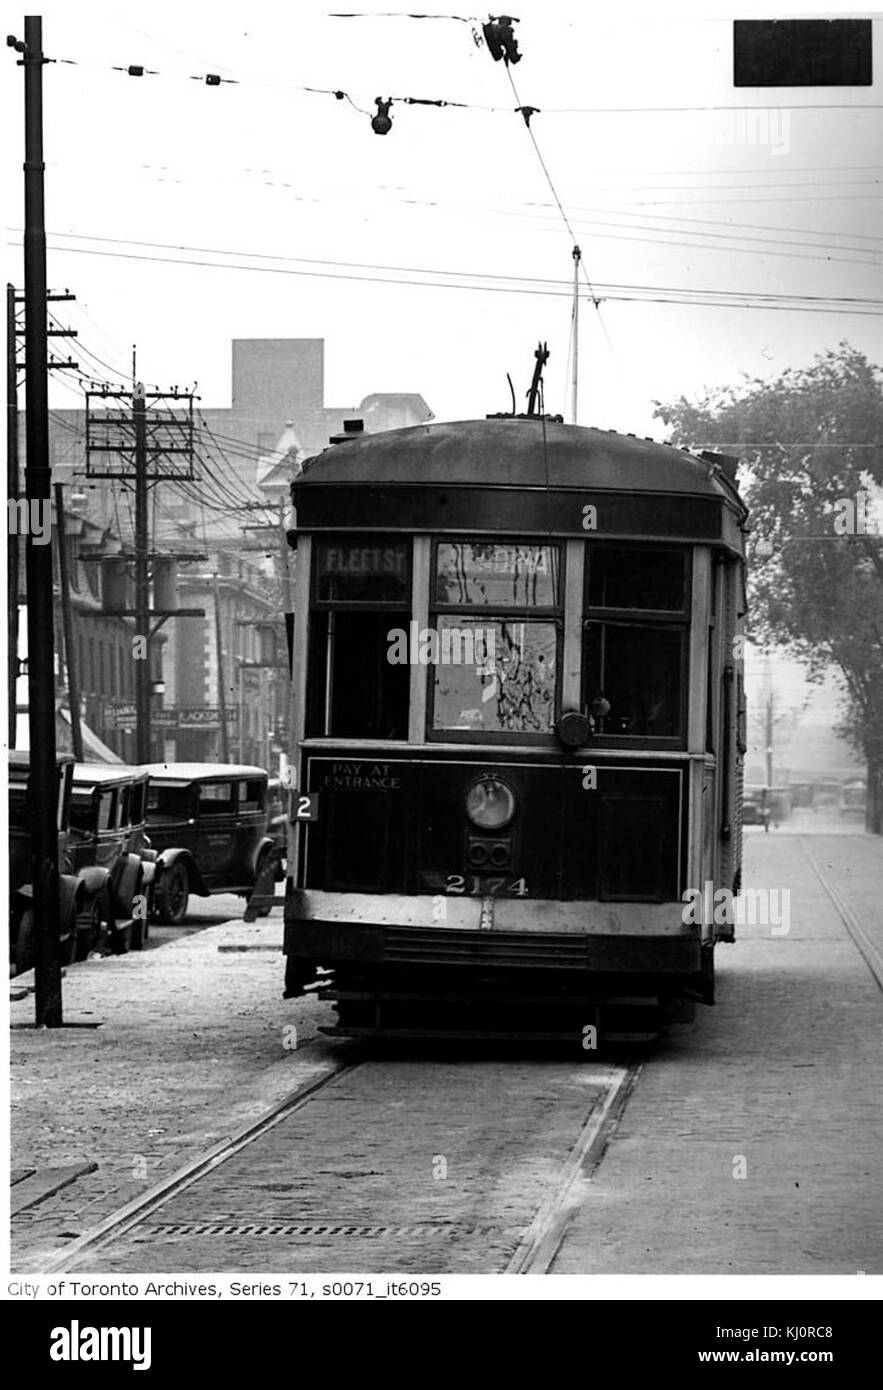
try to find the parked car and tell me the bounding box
[743,785,791,830]
[767,786,793,825]
[8,750,84,973]
[144,764,277,923]
[839,780,867,818]
[743,785,770,829]
[67,763,162,957]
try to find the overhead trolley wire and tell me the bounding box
[16,234,881,315]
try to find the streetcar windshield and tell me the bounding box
[307,537,411,739]
[583,545,688,743]
[431,542,560,737]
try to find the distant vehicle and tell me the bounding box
[743,786,770,829]
[68,763,157,957]
[767,786,793,824]
[144,764,276,924]
[839,780,867,818]
[788,782,814,809]
[813,780,841,811]
[743,785,791,830]
[8,751,84,973]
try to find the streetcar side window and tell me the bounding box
[430,541,561,739]
[583,546,689,744]
[307,538,411,740]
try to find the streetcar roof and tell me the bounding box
[295,418,744,503]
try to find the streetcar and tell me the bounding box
[281,403,748,1040]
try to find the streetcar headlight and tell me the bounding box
[465,776,516,830]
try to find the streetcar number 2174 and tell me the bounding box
[444,875,528,896]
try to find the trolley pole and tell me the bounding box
[7,282,20,747]
[571,245,581,425]
[133,382,151,763]
[15,16,62,1025]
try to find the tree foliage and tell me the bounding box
[654,343,883,828]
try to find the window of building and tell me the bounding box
[583,546,689,744]
[307,538,411,740]
[430,541,560,739]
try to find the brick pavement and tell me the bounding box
[10,910,342,1270]
[552,832,883,1274]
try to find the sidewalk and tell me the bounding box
[10,910,342,1269]
[552,832,883,1275]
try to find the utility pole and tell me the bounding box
[54,482,83,759]
[571,245,581,425]
[133,382,150,762]
[9,17,62,1025]
[85,382,202,761]
[765,688,775,789]
[213,573,230,762]
[8,281,78,748]
[7,282,19,747]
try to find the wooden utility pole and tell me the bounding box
[12,16,62,1025]
[133,382,150,762]
[84,382,202,761]
[213,573,230,762]
[54,482,83,759]
[7,282,20,747]
[8,280,77,751]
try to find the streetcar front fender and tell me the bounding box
[156,848,210,897]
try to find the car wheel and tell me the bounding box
[61,900,79,965]
[77,888,112,959]
[248,850,274,917]
[14,908,35,975]
[155,862,190,925]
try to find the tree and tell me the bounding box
[654,343,883,832]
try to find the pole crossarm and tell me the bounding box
[85,387,197,481]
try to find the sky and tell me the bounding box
[3,0,882,432]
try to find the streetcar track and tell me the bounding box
[506,1057,642,1274]
[800,837,883,993]
[34,1045,644,1276]
[38,1050,362,1274]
